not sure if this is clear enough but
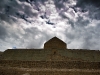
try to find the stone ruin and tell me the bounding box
[0,37,100,75]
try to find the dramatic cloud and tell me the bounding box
[0,0,100,51]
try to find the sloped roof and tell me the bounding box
[44,37,66,49]
[45,37,66,44]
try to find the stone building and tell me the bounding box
[0,37,100,75]
[1,37,100,62]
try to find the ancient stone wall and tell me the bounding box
[2,49,100,61]
[1,37,100,61]
[0,60,100,69]
[0,52,3,59]
[65,49,100,62]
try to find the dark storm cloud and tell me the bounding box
[0,24,8,40]
[76,0,100,7]
[75,16,89,27]
[55,0,100,21]
[0,0,71,24]
[59,12,68,19]
[16,12,32,23]
[55,0,100,50]
[19,0,47,5]
[0,0,18,23]
[75,0,100,20]
[0,0,51,51]
[54,0,68,10]
[65,14,100,50]
[46,20,54,25]
[0,0,38,23]
[1,0,100,51]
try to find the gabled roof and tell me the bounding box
[44,37,66,49]
[46,37,66,44]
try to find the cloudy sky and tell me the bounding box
[0,0,100,51]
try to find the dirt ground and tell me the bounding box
[0,66,100,75]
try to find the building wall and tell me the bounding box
[0,60,100,69]
[1,37,100,61]
[1,48,100,62]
